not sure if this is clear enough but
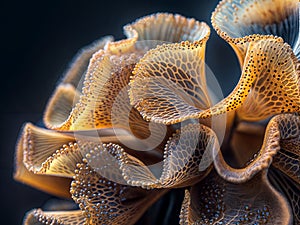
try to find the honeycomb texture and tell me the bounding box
[211,0,300,64]
[130,40,211,125]
[130,37,300,124]
[213,114,300,184]
[24,209,85,225]
[272,114,300,184]
[70,162,164,225]
[180,170,292,225]
[21,123,76,174]
[119,124,217,189]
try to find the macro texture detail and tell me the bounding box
[14,2,300,225]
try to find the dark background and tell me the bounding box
[1,0,239,224]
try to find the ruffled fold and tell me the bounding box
[20,123,78,177]
[70,160,166,224]
[212,0,300,64]
[43,36,113,129]
[129,38,211,125]
[118,124,218,189]
[130,37,300,123]
[14,129,72,198]
[180,170,292,225]
[42,13,210,131]
[124,13,210,48]
[24,209,85,225]
[214,113,300,184]
[272,114,300,184]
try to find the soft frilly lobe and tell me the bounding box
[124,13,210,47]
[43,36,113,130]
[14,124,74,198]
[131,11,300,123]
[119,124,218,189]
[44,13,210,131]
[271,114,300,184]
[14,5,300,225]
[212,0,300,64]
[20,123,79,177]
[67,142,166,225]
[70,162,165,224]
[214,113,300,184]
[130,42,211,124]
[130,35,300,123]
[129,23,212,124]
[24,209,85,225]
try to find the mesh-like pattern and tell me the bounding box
[119,123,217,189]
[180,170,292,225]
[130,37,300,124]
[14,133,72,198]
[65,50,144,130]
[71,162,164,225]
[130,40,211,125]
[211,0,299,64]
[24,209,85,225]
[213,113,300,184]
[43,36,113,130]
[40,142,83,178]
[125,13,210,43]
[43,13,210,131]
[14,8,300,225]
[272,114,300,184]
[43,84,80,130]
[203,38,300,120]
[237,39,300,121]
[21,123,75,174]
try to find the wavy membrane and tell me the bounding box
[49,27,159,131]
[43,36,113,130]
[82,142,127,183]
[130,39,211,125]
[24,209,85,225]
[130,37,300,123]
[71,49,145,130]
[61,36,113,87]
[125,13,210,47]
[213,113,300,185]
[20,123,84,178]
[70,162,165,225]
[44,13,211,130]
[18,123,135,178]
[271,114,300,184]
[212,0,299,65]
[119,124,218,189]
[19,121,168,181]
[237,39,300,121]
[44,84,80,130]
[14,132,72,198]
[204,38,300,121]
[43,27,140,131]
[180,170,292,225]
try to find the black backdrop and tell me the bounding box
[1,0,240,224]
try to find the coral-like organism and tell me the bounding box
[15,0,300,224]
